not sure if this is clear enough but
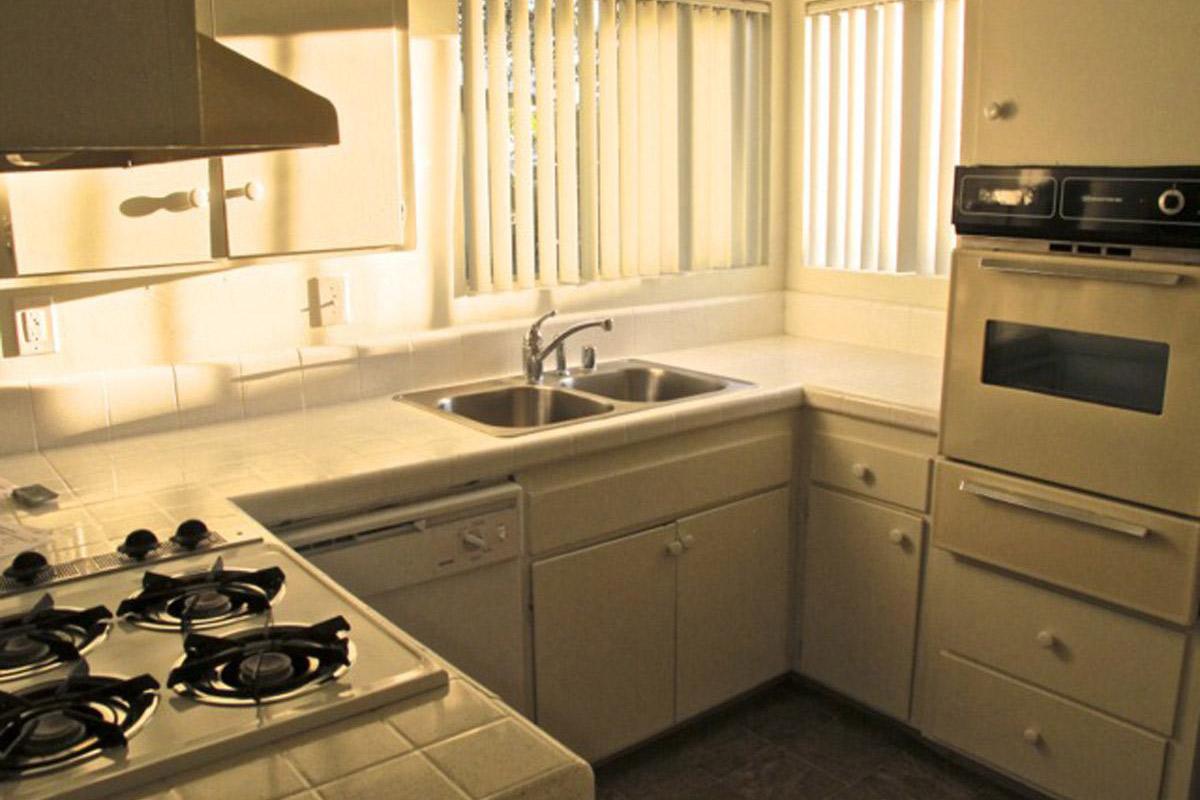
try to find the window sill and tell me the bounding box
[789,266,948,310]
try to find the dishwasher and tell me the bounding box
[272,482,531,716]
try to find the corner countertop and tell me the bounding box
[0,335,942,800]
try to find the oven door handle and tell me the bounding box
[959,480,1151,539]
[979,258,1185,287]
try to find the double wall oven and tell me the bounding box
[943,166,1200,518]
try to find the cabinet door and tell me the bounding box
[800,486,923,720]
[532,524,678,762]
[1,161,213,275]
[963,0,1200,166]
[676,489,790,720]
[213,0,410,257]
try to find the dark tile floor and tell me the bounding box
[595,680,1037,800]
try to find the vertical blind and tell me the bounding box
[459,0,772,294]
[801,0,963,276]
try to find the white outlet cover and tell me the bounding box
[311,276,350,327]
[14,296,56,356]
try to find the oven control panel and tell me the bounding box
[953,165,1200,249]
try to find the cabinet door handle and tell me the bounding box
[1023,726,1042,746]
[887,529,908,547]
[680,534,696,550]
[851,463,872,481]
[959,480,1150,539]
[666,540,685,557]
[1035,630,1057,649]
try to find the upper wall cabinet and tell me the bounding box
[0,160,213,277]
[212,0,414,258]
[962,0,1200,166]
[0,0,413,280]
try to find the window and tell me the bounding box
[457,0,772,294]
[801,0,963,276]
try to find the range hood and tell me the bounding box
[0,0,339,172]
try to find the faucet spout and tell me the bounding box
[522,313,614,383]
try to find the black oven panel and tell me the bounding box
[953,165,1200,248]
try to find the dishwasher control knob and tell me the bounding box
[4,551,48,584]
[1159,188,1186,216]
[462,532,487,551]
[120,529,159,559]
[173,519,210,549]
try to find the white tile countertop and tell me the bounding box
[0,335,942,800]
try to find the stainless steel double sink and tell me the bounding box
[399,360,752,436]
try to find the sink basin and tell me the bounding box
[435,385,613,429]
[563,366,726,403]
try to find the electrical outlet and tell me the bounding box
[14,297,57,356]
[307,276,350,327]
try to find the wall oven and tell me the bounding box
[942,166,1200,517]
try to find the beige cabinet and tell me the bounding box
[962,0,1200,165]
[532,488,791,762]
[531,524,678,763]
[799,486,923,720]
[0,161,213,276]
[676,490,791,720]
[212,0,414,257]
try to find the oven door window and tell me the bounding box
[982,321,1169,415]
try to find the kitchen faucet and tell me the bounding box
[522,310,613,383]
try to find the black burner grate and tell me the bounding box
[0,595,111,682]
[117,558,284,632]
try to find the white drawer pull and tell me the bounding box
[959,480,1150,539]
[888,529,908,546]
[1035,630,1056,649]
[851,463,872,481]
[666,540,685,557]
[1023,726,1042,745]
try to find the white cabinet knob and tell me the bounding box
[888,529,907,546]
[681,534,696,549]
[1035,629,1056,648]
[1023,726,1042,745]
[188,187,210,209]
[851,463,871,481]
[244,180,266,202]
[984,102,1003,121]
[666,540,685,557]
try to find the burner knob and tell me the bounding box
[4,551,48,584]
[120,529,159,559]
[173,519,210,549]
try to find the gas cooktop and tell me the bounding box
[0,531,446,800]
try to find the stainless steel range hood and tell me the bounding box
[0,0,339,172]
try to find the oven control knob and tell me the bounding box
[4,551,48,584]
[120,529,159,559]
[1158,188,1186,216]
[173,519,210,549]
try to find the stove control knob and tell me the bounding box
[173,519,210,549]
[4,551,48,584]
[120,529,159,559]
[1159,188,1186,216]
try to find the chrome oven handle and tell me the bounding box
[979,258,1185,287]
[958,480,1151,539]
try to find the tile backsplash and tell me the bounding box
[0,293,784,455]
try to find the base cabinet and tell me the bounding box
[532,488,791,762]
[799,486,923,720]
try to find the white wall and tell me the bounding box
[0,0,789,383]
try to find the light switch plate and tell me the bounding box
[307,276,350,327]
[14,296,57,355]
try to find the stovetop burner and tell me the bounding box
[116,557,285,632]
[0,595,111,682]
[0,665,159,779]
[167,616,353,706]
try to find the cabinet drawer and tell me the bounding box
[926,548,1186,736]
[811,433,930,511]
[926,652,1166,800]
[933,460,1200,625]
